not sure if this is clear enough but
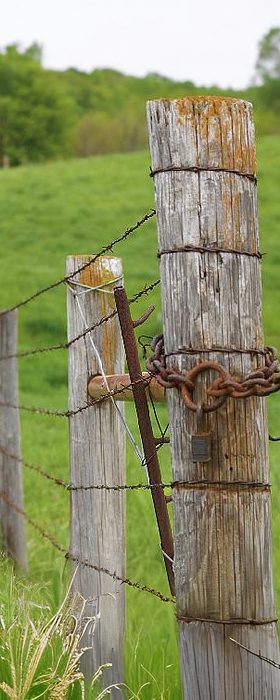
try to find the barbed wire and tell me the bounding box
[0,279,160,362]
[0,375,154,417]
[0,445,270,493]
[0,445,67,487]
[0,487,175,604]
[0,209,156,317]
[0,443,171,490]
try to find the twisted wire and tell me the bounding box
[0,279,160,363]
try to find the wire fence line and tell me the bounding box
[0,209,156,317]
[0,374,155,417]
[0,443,173,492]
[1,444,270,495]
[0,207,178,609]
[0,487,175,605]
[0,278,160,363]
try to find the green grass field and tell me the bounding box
[0,137,280,698]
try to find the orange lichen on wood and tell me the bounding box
[78,256,121,375]
[174,96,256,175]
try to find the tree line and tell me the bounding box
[0,28,280,166]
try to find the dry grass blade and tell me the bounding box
[0,566,120,700]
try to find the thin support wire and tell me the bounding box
[68,280,144,464]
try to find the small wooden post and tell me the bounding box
[0,310,27,569]
[147,97,280,698]
[67,256,125,695]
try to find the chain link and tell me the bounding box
[147,335,280,413]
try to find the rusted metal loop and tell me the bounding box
[155,376,179,389]
[167,373,195,391]
[151,333,164,352]
[180,361,229,413]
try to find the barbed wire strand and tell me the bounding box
[0,209,156,317]
[0,445,270,493]
[0,375,152,417]
[0,279,160,363]
[0,488,174,604]
[0,443,172,490]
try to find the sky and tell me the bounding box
[1,0,280,88]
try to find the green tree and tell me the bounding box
[0,44,76,166]
[256,27,280,82]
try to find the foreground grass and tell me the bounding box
[0,558,119,700]
[0,138,279,697]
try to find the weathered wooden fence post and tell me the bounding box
[67,256,125,696]
[0,310,27,569]
[147,97,280,698]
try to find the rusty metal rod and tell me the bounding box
[114,286,175,596]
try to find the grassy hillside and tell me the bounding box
[0,138,280,698]
[1,44,280,167]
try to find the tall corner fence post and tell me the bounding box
[66,255,125,696]
[147,97,280,698]
[0,309,27,570]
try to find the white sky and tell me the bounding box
[1,0,280,88]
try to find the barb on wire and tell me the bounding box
[1,209,156,316]
[0,445,67,487]
[66,551,174,603]
[229,638,280,669]
[0,487,174,604]
[0,443,172,492]
[0,488,66,554]
[0,279,160,362]
[0,446,270,493]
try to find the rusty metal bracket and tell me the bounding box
[114,285,175,596]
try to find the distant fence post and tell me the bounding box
[0,310,27,569]
[147,97,280,697]
[67,255,125,695]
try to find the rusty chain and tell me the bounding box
[146,335,280,413]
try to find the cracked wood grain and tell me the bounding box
[147,96,279,699]
[67,256,125,698]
